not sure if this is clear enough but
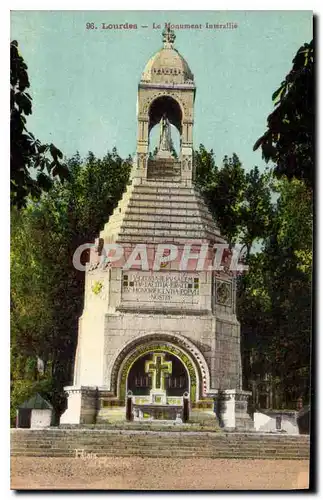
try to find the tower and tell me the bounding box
[60,28,252,429]
[134,27,195,186]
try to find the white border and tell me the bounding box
[4,3,319,498]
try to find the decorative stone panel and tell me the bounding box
[215,280,232,306]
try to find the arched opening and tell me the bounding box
[110,333,211,404]
[148,96,182,133]
[115,339,205,403]
[127,351,189,397]
[148,96,182,158]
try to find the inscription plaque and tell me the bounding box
[122,272,200,303]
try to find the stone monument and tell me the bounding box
[60,27,253,430]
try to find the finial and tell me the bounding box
[162,26,176,48]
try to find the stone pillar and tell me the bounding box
[220,389,254,430]
[131,152,148,184]
[60,386,98,425]
[132,113,149,184]
[181,148,193,187]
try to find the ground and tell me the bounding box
[11,457,309,490]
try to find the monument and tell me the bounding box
[60,28,253,429]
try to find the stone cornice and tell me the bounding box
[116,306,211,316]
[139,82,195,91]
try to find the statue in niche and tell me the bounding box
[157,113,173,155]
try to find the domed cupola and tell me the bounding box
[141,29,194,85]
[135,27,196,187]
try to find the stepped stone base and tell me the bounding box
[11,428,310,460]
[99,178,224,244]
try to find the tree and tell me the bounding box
[194,146,273,252]
[10,40,69,208]
[10,149,132,421]
[239,167,274,259]
[194,144,218,193]
[253,40,314,188]
[195,147,245,243]
[194,146,311,408]
[11,205,59,423]
[238,177,312,407]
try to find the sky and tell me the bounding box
[10,10,313,170]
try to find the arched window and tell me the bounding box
[148,96,182,158]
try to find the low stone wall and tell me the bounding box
[11,428,310,460]
[30,409,52,429]
[254,410,299,434]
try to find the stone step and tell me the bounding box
[117,231,214,241]
[117,228,219,238]
[11,440,309,447]
[120,221,209,231]
[127,200,203,210]
[127,193,210,205]
[10,441,309,451]
[131,193,197,202]
[124,211,214,222]
[11,433,308,442]
[11,430,310,459]
[147,176,181,182]
[125,201,219,223]
[11,450,309,458]
[147,167,180,174]
[11,448,308,456]
[11,436,309,445]
[142,180,187,187]
[11,451,309,459]
[133,186,193,195]
[11,434,308,441]
[11,445,309,456]
[123,210,218,228]
[125,206,217,220]
[12,429,307,439]
[132,185,209,204]
[147,178,181,183]
[11,430,307,439]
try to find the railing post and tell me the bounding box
[183,391,190,423]
[126,390,133,421]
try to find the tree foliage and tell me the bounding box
[10,40,69,208]
[238,178,312,407]
[194,145,312,408]
[10,149,131,422]
[253,40,314,188]
[194,145,273,254]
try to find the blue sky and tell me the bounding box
[11,10,313,170]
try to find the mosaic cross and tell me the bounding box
[145,353,172,391]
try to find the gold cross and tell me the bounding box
[145,353,172,390]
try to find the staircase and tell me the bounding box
[100,181,224,245]
[11,429,310,459]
